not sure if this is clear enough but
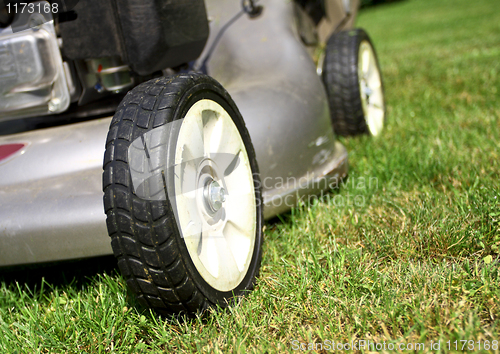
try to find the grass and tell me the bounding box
[1,0,500,352]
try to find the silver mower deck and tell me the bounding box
[0,0,355,266]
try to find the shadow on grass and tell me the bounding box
[0,255,119,291]
[360,0,407,8]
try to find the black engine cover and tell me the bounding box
[60,0,209,75]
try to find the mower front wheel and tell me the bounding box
[103,73,263,315]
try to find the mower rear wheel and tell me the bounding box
[322,28,386,136]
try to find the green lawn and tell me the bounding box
[1,0,499,352]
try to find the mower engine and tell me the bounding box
[0,4,70,119]
[0,0,209,122]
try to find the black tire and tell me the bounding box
[103,73,263,316]
[322,28,386,136]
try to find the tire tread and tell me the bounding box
[103,74,212,315]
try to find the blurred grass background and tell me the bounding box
[1,0,499,352]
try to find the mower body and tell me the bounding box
[0,0,358,266]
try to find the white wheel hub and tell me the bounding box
[358,40,385,136]
[173,99,256,292]
[205,180,226,212]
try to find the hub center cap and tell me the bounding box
[204,180,226,212]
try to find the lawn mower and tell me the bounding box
[0,0,385,315]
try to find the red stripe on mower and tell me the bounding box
[0,144,25,162]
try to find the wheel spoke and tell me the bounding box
[367,60,381,90]
[222,157,253,194]
[197,230,220,278]
[223,188,256,274]
[180,114,205,160]
[183,221,203,250]
[178,146,199,197]
[213,231,244,279]
[362,47,370,77]
[225,192,255,228]
[180,142,202,163]
[365,51,375,80]
[223,220,253,272]
[208,113,243,156]
[358,59,365,83]
[366,105,384,135]
[223,150,241,177]
[201,109,218,156]
[176,190,202,233]
[197,229,242,280]
[369,88,384,110]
